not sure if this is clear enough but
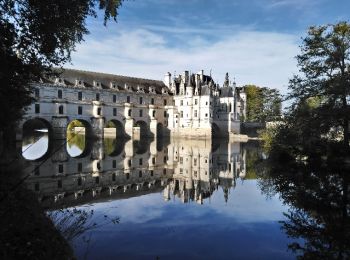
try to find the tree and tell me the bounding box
[287,22,350,150]
[244,85,282,122]
[0,0,123,135]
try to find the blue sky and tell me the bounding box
[68,0,350,94]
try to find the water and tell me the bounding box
[21,131,340,259]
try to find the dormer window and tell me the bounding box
[94,81,101,88]
[137,85,144,93]
[55,78,65,85]
[110,82,117,89]
[149,86,156,93]
[125,84,132,91]
[76,80,84,87]
[162,88,168,95]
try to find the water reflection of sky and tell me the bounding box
[22,135,48,160]
[66,144,84,157]
[72,180,294,260]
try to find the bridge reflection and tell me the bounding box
[22,135,247,208]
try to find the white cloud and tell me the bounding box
[68,26,300,94]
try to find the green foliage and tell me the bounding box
[104,137,116,155]
[67,120,85,150]
[0,0,123,133]
[244,85,282,122]
[285,21,350,150]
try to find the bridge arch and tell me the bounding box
[66,119,92,158]
[134,120,150,138]
[22,118,51,160]
[105,119,126,138]
[104,138,126,157]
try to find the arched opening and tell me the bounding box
[104,138,126,157]
[134,120,149,138]
[212,123,221,138]
[104,120,125,138]
[22,118,51,160]
[133,139,150,155]
[66,119,92,157]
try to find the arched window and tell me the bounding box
[152,110,156,117]
[59,105,64,114]
[128,109,132,117]
[58,89,62,99]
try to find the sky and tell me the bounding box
[67,0,350,94]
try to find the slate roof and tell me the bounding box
[219,87,234,97]
[45,68,170,95]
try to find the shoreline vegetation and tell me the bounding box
[0,164,74,259]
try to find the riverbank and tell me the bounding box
[0,165,74,259]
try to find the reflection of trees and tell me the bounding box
[244,142,263,180]
[259,145,350,259]
[67,120,85,151]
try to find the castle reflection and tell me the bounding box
[23,136,246,208]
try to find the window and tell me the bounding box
[180,157,183,164]
[194,158,197,166]
[195,99,198,105]
[113,95,116,103]
[58,180,62,188]
[128,160,131,167]
[163,169,166,175]
[113,108,117,116]
[139,171,142,178]
[58,89,62,99]
[127,96,130,103]
[150,170,154,176]
[35,104,40,114]
[96,93,100,101]
[34,167,40,176]
[95,177,100,184]
[139,158,143,165]
[126,173,130,179]
[97,107,101,116]
[152,157,155,164]
[97,162,101,170]
[152,110,156,117]
[205,113,208,117]
[194,110,197,117]
[77,177,82,186]
[35,183,40,191]
[163,156,167,163]
[180,168,183,174]
[180,100,183,106]
[139,109,143,117]
[164,99,167,105]
[164,111,167,118]
[78,106,82,115]
[206,101,208,105]
[180,111,183,118]
[128,109,132,117]
[139,97,143,104]
[229,103,232,112]
[35,89,40,98]
[78,91,82,101]
[151,98,154,105]
[59,105,64,114]
[78,163,82,172]
[58,164,63,173]
[112,160,116,168]
[112,173,116,181]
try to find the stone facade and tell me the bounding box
[18,68,246,140]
